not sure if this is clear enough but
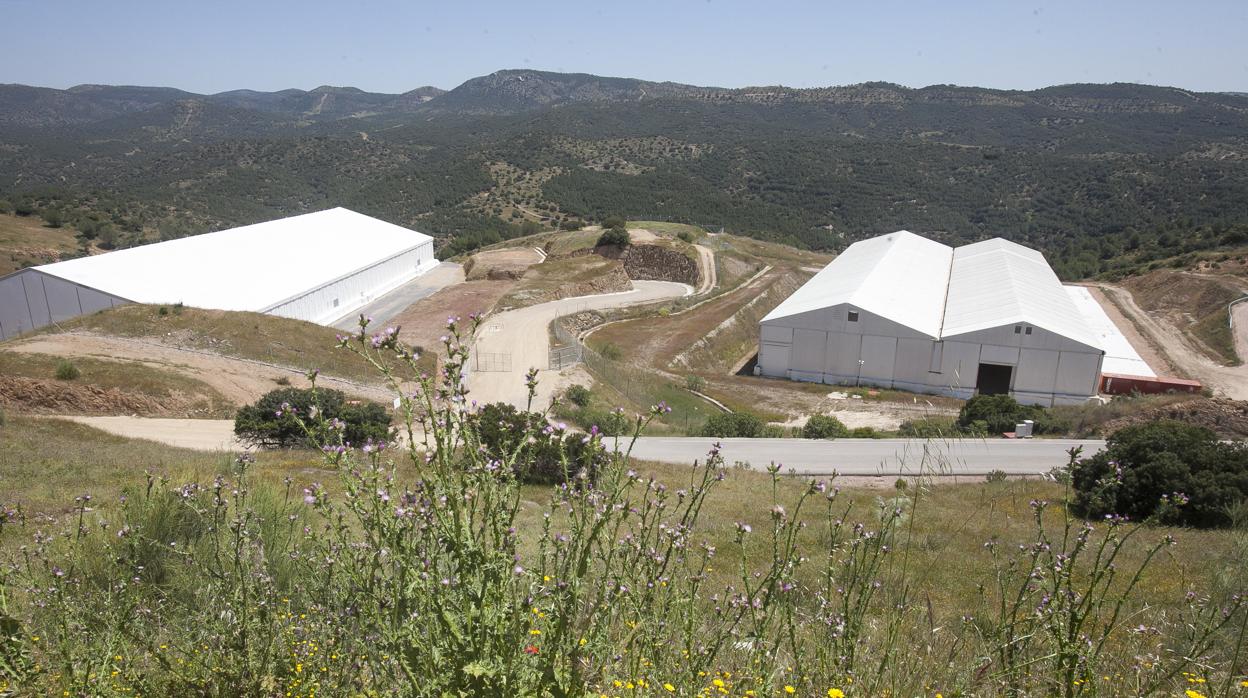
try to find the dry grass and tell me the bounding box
[6,417,1242,627]
[38,305,388,383]
[498,254,628,309]
[0,213,82,275]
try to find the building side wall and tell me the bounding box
[264,241,435,326]
[0,269,129,341]
[757,314,1104,406]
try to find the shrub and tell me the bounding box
[233,387,391,449]
[564,384,592,408]
[598,342,623,361]
[475,402,606,484]
[701,411,764,438]
[957,394,1043,434]
[54,360,80,381]
[850,426,882,438]
[559,219,584,231]
[0,199,10,214]
[676,230,695,243]
[1071,420,1248,528]
[985,469,1008,483]
[596,227,630,248]
[601,215,626,230]
[684,374,706,393]
[897,416,957,437]
[802,414,849,439]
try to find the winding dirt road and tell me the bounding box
[468,281,692,409]
[1091,283,1248,399]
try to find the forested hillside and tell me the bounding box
[2,70,1248,277]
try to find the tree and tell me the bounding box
[1071,420,1248,528]
[43,208,64,228]
[602,215,626,231]
[234,387,391,449]
[596,228,630,248]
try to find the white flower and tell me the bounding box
[393,397,402,409]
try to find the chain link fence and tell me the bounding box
[474,351,512,372]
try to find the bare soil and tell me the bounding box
[1079,284,1177,375]
[5,334,391,405]
[389,279,520,353]
[0,375,223,418]
[465,248,544,280]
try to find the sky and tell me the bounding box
[1,0,1245,94]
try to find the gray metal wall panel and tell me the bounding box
[43,275,84,323]
[22,273,51,327]
[0,273,35,340]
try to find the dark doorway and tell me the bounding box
[976,363,1013,395]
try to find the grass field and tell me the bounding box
[39,304,396,383]
[0,212,82,275]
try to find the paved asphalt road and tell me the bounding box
[331,262,464,330]
[49,417,1103,476]
[624,437,1106,475]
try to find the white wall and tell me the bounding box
[264,240,435,325]
[759,311,1103,406]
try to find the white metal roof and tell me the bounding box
[941,238,1100,350]
[1064,285,1155,376]
[34,208,432,312]
[761,230,953,338]
[764,231,1103,352]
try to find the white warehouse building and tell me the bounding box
[0,207,436,340]
[758,231,1105,406]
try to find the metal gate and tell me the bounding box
[475,352,512,372]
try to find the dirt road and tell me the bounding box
[7,334,392,405]
[60,416,242,451]
[468,281,692,409]
[1092,283,1248,399]
[692,244,716,295]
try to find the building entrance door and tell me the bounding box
[975,363,1013,395]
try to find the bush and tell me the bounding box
[957,394,1043,434]
[850,426,883,438]
[676,230,695,243]
[564,384,592,408]
[475,402,606,484]
[601,215,626,230]
[559,219,584,231]
[985,469,1008,483]
[685,375,706,393]
[233,387,391,449]
[701,411,764,438]
[897,417,957,437]
[54,360,81,381]
[598,342,623,361]
[803,414,849,439]
[1071,421,1248,528]
[596,227,630,248]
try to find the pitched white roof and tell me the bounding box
[35,208,432,312]
[1064,286,1155,376]
[764,231,1102,352]
[941,238,1100,350]
[761,231,953,338]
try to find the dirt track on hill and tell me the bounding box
[7,334,392,406]
[1090,283,1248,399]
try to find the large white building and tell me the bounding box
[0,207,436,340]
[758,231,1105,406]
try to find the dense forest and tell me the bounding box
[2,71,1248,277]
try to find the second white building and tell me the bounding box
[758,231,1104,406]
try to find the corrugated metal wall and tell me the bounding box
[0,269,130,341]
[758,306,1104,406]
[264,240,435,325]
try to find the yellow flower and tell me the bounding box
[829,690,846,698]
[785,687,796,695]
[529,629,541,635]
[1185,690,1207,698]
[664,684,675,692]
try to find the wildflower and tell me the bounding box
[1185,691,1207,698]
[828,690,845,698]
[523,645,539,655]
[785,687,796,694]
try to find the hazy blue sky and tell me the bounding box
[2,0,1245,93]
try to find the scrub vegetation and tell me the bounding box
[2,321,1246,696]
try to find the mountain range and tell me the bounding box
[2,69,1247,278]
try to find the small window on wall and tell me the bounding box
[847,310,859,322]
[333,298,340,307]
[1025,327,1033,335]
[1014,325,1021,334]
